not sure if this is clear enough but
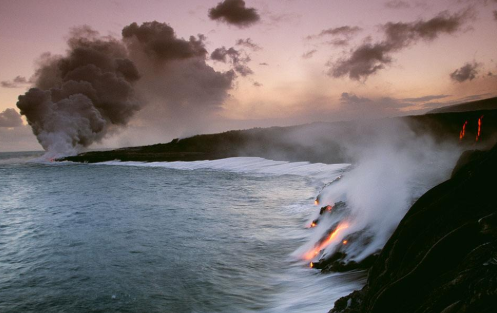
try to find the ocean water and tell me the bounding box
[0,151,364,313]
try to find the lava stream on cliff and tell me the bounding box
[303,222,349,260]
[476,115,483,142]
[459,121,467,141]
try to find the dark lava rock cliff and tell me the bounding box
[330,143,497,313]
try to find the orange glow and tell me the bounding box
[342,240,348,245]
[303,222,349,260]
[310,262,314,268]
[459,121,467,140]
[327,205,332,212]
[314,200,319,205]
[476,115,483,141]
[310,221,317,228]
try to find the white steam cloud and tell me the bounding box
[295,120,462,265]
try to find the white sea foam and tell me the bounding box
[93,157,350,183]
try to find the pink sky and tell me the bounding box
[0,0,496,151]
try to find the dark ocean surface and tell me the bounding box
[0,152,363,313]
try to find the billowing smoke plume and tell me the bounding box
[17,27,140,157]
[16,21,237,155]
[211,46,253,76]
[121,21,235,142]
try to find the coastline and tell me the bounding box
[61,109,497,164]
[329,144,497,313]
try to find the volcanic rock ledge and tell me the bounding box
[330,144,497,313]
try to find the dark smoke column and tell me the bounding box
[17,27,140,157]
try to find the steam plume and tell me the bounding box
[296,120,461,264]
[17,27,140,157]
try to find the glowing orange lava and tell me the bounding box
[310,262,314,268]
[314,200,319,205]
[303,222,349,260]
[310,221,317,228]
[342,240,348,245]
[459,121,467,141]
[476,115,483,142]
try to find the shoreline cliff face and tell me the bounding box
[330,144,497,313]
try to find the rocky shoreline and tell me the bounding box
[328,144,497,313]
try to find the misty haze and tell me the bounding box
[1,1,497,313]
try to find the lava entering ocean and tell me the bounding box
[303,222,350,260]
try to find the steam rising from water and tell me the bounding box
[295,120,462,264]
[16,28,140,157]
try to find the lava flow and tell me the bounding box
[459,121,467,141]
[303,222,350,260]
[476,115,483,142]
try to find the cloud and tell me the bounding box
[208,0,260,28]
[253,81,262,87]
[311,26,363,39]
[329,9,473,81]
[1,76,31,88]
[302,49,317,59]
[121,21,236,141]
[122,21,206,62]
[450,61,480,82]
[259,62,269,66]
[235,38,262,51]
[210,46,253,76]
[0,108,23,127]
[306,26,362,46]
[402,94,450,102]
[385,0,411,9]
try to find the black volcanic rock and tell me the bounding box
[62,109,497,164]
[329,144,497,313]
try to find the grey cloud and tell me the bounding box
[340,92,411,108]
[317,26,362,38]
[327,39,350,47]
[122,21,207,62]
[253,81,262,87]
[1,76,31,88]
[385,0,411,9]
[302,50,317,59]
[17,22,237,155]
[306,26,362,47]
[208,0,260,28]
[122,21,236,141]
[0,108,23,127]
[211,46,253,76]
[235,38,262,51]
[450,62,480,82]
[402,94,450,102]
[329,9,473,81]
